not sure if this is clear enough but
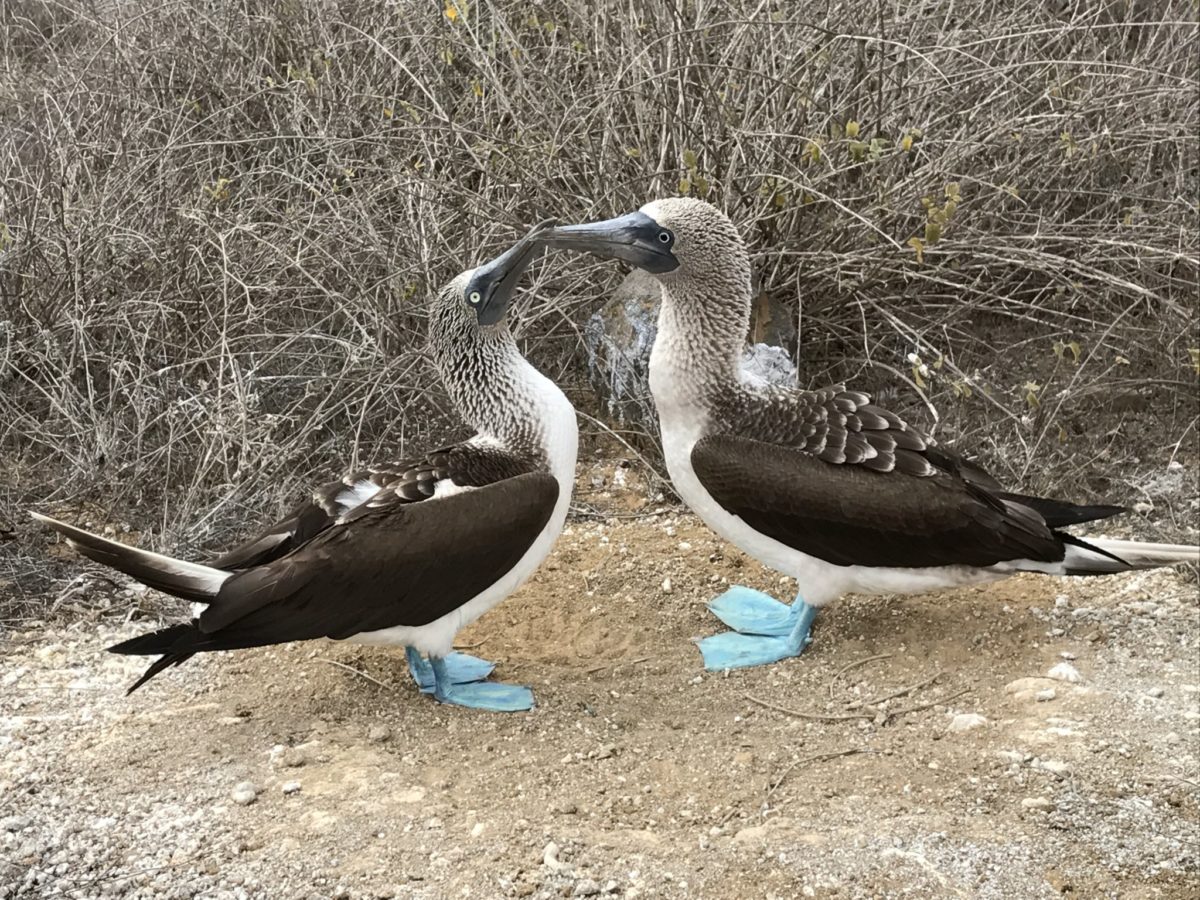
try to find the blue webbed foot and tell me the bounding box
[406,648,496,694]
[708,586,799,636]
[699,598,818,672]
[430,656,533,712]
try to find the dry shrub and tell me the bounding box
[1,0,1196,614]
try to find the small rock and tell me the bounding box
[542,841,574,874]
[231,782,259,806]
[1,816,30,832]
[1021,797,1054,811]
[1036,689,1057,702]
[1034,759,1070,778]
[661,577,673,594]
[1147,686,1165,698]
[947,713,988,733]
[574,880,601,897]
[470,822,485,838]
[280,746,309,768]
[281,781,302,795]
[1047,662,1081,683]
[594,745,616,760]
[367,725,391,743]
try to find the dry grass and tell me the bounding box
[1,1,1197,617]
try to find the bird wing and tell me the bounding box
[719,385,938,476]
[691,434,1065,568]
[211,442,537,570]
[188,471,560,649]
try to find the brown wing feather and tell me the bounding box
[717,385,936,477]
[691,435,1065,569]
[193,472,559,646]
[210,443,540,570]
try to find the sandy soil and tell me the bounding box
[2,483,1198,899]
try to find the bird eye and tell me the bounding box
[468,291,482,304]
[657,231,672,244]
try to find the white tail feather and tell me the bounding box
[1085,537,1200,568]
[31,512,229,600]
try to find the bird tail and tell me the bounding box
[107,623,202,694]
[1015,533,1200,576]
[31,512,229,602]
[1075,537,1200,571]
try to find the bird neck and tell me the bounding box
[649,270,752,413]
[428,300,574,468]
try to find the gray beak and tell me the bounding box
[465,219,556,326]
[542,211,680,274]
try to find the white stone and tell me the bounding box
[231,782,258,806]
[947,713,988,733]
[1048,662,1081,683]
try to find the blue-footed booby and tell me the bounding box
[542,198,1199,671]
[33,221,579,710]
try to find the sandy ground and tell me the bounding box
[2,488,1198,899]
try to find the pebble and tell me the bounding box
[1036,689,1057,702]
[1047,662,1082,683]
[470,822,485,838]
[2,815,31,832]
[281,781,302,795]
[231,782,259,806]
[1034,759,1070,778]
[280,746,309,768]
[542,841,573,874]
[661,577,673,593]
[1021,797,1055,811]
[367,725,391,743]
[1147,686,1165,698]
[574,879,601,897]
[947,713,988,733]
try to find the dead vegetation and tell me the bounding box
[1,1,1196,621]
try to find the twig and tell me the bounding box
[889,688,970,720]
[452,638,488,651]
[317,658,397,692]
[743,693,874,722]
[719,747,870,826]
[827,652,892,699]
[766,747,871,802]
[861,670,943,707]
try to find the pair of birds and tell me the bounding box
[36,199,1198,712]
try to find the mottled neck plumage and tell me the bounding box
[651,237,754,408]
[427,278,552,454]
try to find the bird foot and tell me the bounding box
[698,599,818,671]
[405,650,533,711]
[707,585,799,636]
[405,648,496,694]
[432,679,535,712]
